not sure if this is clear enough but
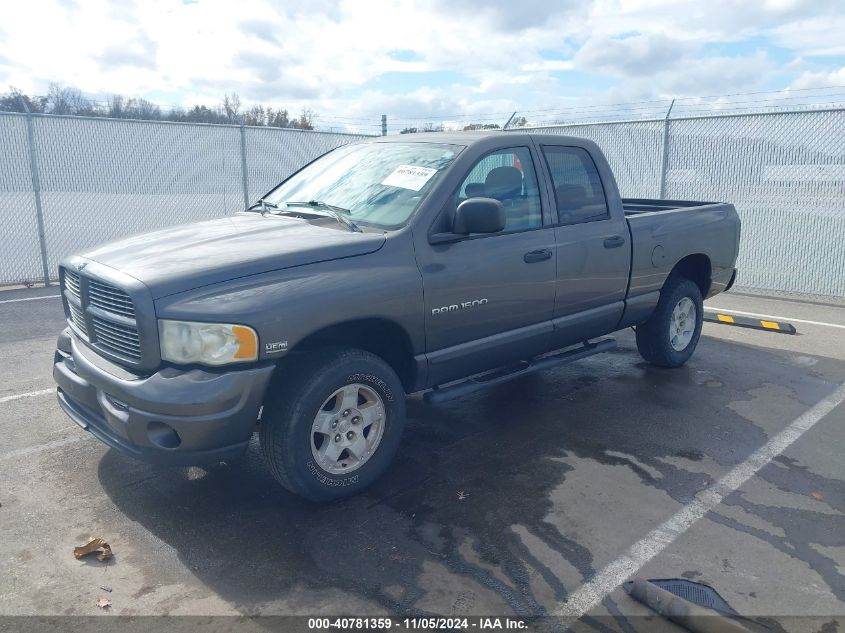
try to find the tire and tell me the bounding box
[635,274,704,368]
[259,347,406,501]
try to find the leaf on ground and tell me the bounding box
[73,538,113,561]
[811,491,823,500]
[96,597,112,609]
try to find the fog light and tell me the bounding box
[147,421,181,449]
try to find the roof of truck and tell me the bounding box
[364,130,579,146]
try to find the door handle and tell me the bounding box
[524,248,552,263]
[603,235,626,248]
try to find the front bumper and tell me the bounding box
[53,328,275,465]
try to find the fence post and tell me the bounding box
[658,98,675,199]
[20,99,52,287]
[502,112,517,130]
[239,123,250,209]
[381,114,387,136]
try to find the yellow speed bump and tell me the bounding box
[704,311,797,334]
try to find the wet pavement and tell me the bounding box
[1,287,843,631]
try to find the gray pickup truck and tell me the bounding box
[54,131,740,500]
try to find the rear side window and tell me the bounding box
[542,146,609,225]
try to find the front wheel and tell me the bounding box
[259,348,406,501]
[635,275,704,368]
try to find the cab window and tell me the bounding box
[542,146,609,225]
[456,147,542,232]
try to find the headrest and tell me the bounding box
[485,166,523,200]
[555,184,587,209]
[464,182,486,198]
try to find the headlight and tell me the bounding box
[158,320,258,366]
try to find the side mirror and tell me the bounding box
[453,197,506,234]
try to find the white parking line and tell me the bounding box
[554,380,845,619]
[0,436,84,463]
[0,388,85,463]
[0,294,61,304]
[706,308,845,330]
[0,388,54,404]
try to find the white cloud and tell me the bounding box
[575,34,689,76]
[770,14,845,57]
[790,66,845,89]
[661,53,772,94]
[0,0,842,128]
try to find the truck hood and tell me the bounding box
[82,214,386,299]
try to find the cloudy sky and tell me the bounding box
[1,0,844,132]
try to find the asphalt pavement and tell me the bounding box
[1,286,843,631]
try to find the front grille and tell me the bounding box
[89,280,135,318]
[67,301,88,336]
[61,266,144,365]
[64,269,81,300]
[91,317,142,360]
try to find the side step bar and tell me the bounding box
[423,338,617,404]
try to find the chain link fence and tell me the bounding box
[0,111,369,286]
[2,108,844,296]
[528,107,845,297]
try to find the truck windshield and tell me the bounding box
[259,142,461,229]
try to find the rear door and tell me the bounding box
[418,145,557,385]
[536,143,631,346]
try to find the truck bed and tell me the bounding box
[622,198,719,215]
[621,196,739,310]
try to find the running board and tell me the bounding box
[423,338,617,404]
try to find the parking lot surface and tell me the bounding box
[1,287,843,631]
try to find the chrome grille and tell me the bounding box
[91,317,142,360]
[89,280,135,318]
[61,265,144,364]
[67,301,88,336]
[64,269,81,300]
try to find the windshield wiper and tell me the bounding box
[247,198,280,215]
[283,200,362,233]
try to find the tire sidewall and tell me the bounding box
[659,279,704,365]
[283,354,405,500]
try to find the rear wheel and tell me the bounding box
[635,275,704,368]
[259,348,406,501]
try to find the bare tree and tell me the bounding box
[0,84,325,130]
[222,93,241,123]
[293,108,315,130]
[46,83,96,115]
[107,95,126,118]
[243,104,266,126]
[0,86,46,113]
[127,98,161,119]
[107,95,161,120]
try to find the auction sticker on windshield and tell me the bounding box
[382,165,438,191]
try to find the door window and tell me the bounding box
[456,147,542,232]
[542,146,609,225]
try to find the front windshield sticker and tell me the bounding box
[382,165,438,191]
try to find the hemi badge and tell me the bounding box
[265,340,288,354]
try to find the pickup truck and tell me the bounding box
[54,131,740,500]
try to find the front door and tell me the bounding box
[418,145,557,385]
